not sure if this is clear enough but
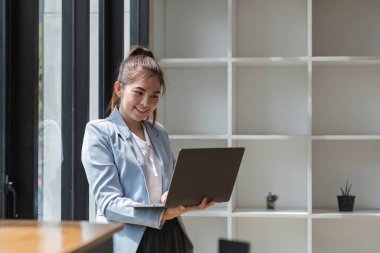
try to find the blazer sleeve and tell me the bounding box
[81,121,164,229]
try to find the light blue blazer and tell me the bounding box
[81,107,192,253]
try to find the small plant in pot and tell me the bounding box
[337,180,355,212]
[266,192,278,210]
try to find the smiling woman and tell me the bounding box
[82,46,215,253]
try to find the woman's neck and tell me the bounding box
[118,108,145,140]
[126,119,145,141]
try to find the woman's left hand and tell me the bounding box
[160,194,215,222]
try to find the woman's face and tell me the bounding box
[117,76,161,127]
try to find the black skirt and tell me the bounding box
[136,218,192,253]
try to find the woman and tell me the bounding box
[81,45,214,253]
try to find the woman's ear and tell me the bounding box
[114,81,122,97]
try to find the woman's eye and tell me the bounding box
[134,91,143,96]
[151,95,159,99]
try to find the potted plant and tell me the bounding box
[266,192,278,210]
[337,180,355,212]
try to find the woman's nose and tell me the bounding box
[141,95,149,106]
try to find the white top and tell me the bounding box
[132,125,163,204]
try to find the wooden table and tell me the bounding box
[0,220,123,253]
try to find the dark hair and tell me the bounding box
[107,45,166,125]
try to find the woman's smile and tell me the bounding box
[135,106,150,115]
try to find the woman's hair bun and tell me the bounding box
[128,45,155,59]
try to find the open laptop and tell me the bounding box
[132,147,245,208]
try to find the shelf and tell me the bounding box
[159,58,228,68]
[312,209,380,219]
[183,206,228,217]
[169,135,228,140]
[232,57,308,66]
[231,135,307,140]
[312,135,380,140]
[160,56,380,68]
[157,57,380,68]
[232,208,307,218]
[150,0,380,252]
[312,56,380,65]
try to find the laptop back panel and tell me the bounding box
[165,147,245,208]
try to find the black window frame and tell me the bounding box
[99,0,124,119]
[0,0,40,219]
[0,0,149,220]
[130,0,149,48]
[0,0,7,219]
[61,0,90,221]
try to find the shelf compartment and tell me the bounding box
[152,0,228,58]
[312,65,380,135]
[162,67,228,135]
[233,218,307,253]
[170,139,227,159]
[236,0,307,57]
[182,217,227,253]
[312,140,380,210]
[233,140,307,210]
[234,65,308,135]
[313,219,380,253]
[313,0,380,56]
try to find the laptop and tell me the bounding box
[132,147,245,208]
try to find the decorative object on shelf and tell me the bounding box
[266,192,278,210]
[337,180,355,212]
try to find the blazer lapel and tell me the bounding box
[108,108,147,177]
[143,121,171,191]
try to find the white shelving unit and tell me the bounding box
[151,0,380,252]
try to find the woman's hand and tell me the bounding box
[160,191,215,222]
